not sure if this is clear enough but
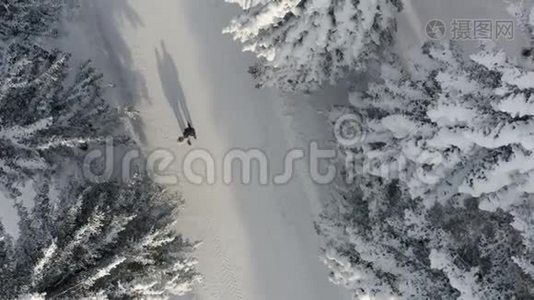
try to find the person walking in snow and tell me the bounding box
[178,122,197,146]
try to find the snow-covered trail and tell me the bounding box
[52,1,534,299]
[59,1,350,300]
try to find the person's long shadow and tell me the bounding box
[155,41,192,133]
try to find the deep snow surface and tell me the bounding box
[58,1,350,299]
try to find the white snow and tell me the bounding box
[381,114,418,139]
[56,1,350,299]
[0,180,37,237]
[32,241,58,282]
[429,250,482,300]
[494,93,534,118]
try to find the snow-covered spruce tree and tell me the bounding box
[319,176,533,299]
[0,222,17,299]
[0,0,64,41]
[343,41,534,209]
[7,175,200,299]
[319,178,458,299]
[507,0,534,44]
[0,41,126,195]
[319,42,534,298]
[224,0,402,92]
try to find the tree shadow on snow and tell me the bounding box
[155,41,193,133]
[106,0,145,29]
[84,0,149,144]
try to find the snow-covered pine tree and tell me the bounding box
[7,175,200,299]
[0,0,64,41]
[506,0,534,47]
[319,174,534,298]
[319,178,459,299]
[340,41,534,209]
[0,41,126,195]
[0,221,17,299]
[505,0,534,70]
[224,0,402,92]
[319,41,534,298]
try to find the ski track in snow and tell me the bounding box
[58,1,350,300]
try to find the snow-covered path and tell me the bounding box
[59,1,350,300]
[52,1,534,299]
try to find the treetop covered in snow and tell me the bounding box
[225,0,402,92]
[0,2,200,299]
[322,41,534,299]
[0,0,64,41]
[0,176,200,299]
[342,41,534,211]
[0,41,126,196]
[320,177,534,299]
